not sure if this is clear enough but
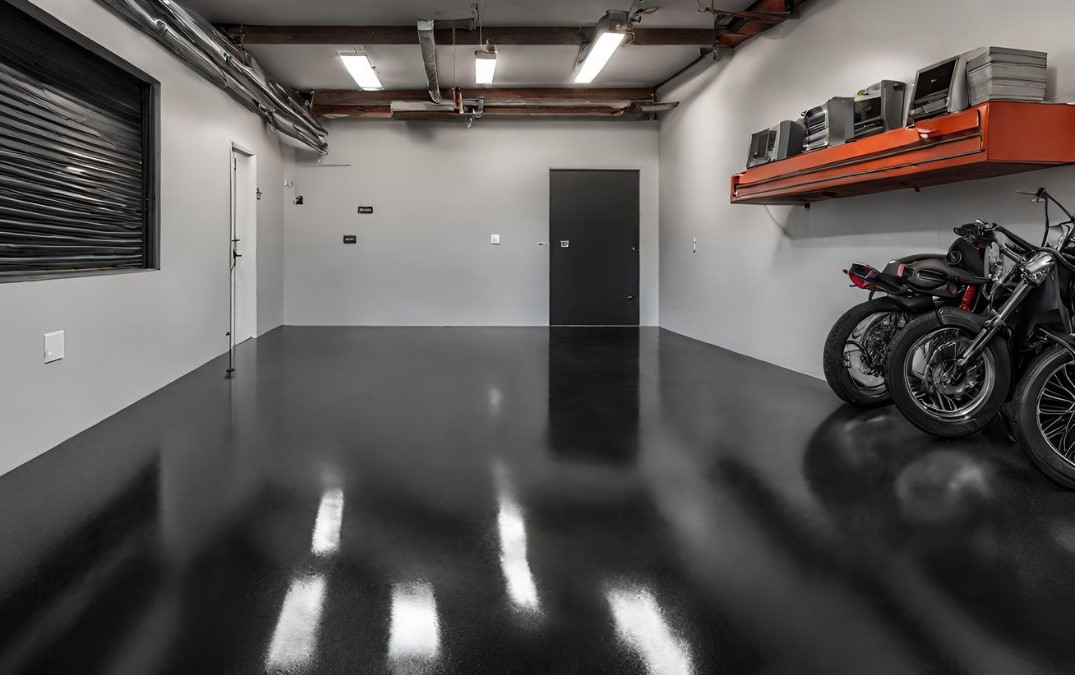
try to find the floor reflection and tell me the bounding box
[265,574,326,673]
[804,404,1075,671]
[548,327,640,464]
[388,582,441,669]
[1,328,1074,673]
[494,463,541,615]
[607,584,694,674]
[311,488,345,556]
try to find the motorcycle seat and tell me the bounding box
[907,258,988,286]
[894,253,946,265]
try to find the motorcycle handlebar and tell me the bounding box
[993,225,1037,255]
[1041,246,1075,273]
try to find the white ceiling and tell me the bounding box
[178,0,756,90]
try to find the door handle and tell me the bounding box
[627,295,636,300]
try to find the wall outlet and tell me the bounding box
[491,234,501,245]
[44,330,64,364]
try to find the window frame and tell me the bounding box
[1,0,160,284]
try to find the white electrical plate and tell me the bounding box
[44,330,64,364]
[491,234,501,245]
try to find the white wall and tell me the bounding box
[284,120,659,327]
[659,0,1075,378]
[0,0,290,476]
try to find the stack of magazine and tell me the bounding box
[968,47,1047,106]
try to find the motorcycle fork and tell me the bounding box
[957,280,1033,366]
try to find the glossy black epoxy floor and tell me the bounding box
[2,327,1075,674]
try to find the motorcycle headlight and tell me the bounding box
[1022,251,1056,285]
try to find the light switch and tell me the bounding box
[44,330,64,364]
[491,234,501,245]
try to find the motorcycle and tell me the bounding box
[823,223,994,406]
[885,188,1075,446]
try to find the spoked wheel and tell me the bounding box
[887,312,1010,438]
[823,299,909,406]
[1013,346,1075,489]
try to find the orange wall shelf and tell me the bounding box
[730,102,1075,206]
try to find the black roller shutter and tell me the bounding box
[0,0,156,280]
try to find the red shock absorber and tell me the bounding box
[960,285,978,311]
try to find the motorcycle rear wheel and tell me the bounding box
[1012,346,1075,490]
[886,311,1010,438]
[823,299,909,406]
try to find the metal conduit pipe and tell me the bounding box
[417,19,443,104]
[94,0,328,154]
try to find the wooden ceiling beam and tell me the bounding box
[705,8,789,23]
[314,105,634,120]
[314,105,393,118]
[217,24,722,47]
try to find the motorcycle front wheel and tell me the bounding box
[886,312,1011,438]
[822,299,909,406]
[1012,346,1075,489]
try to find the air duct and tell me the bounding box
[94,0,328,154]
[417,19,443,104]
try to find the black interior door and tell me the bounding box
[550,170,640,326]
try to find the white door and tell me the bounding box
[231,147,258,344]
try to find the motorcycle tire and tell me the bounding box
[886,311,1011,438]
[1012,345,1075,490]
[822,299,907,406]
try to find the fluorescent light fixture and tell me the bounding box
[339,51,383,90]
[573,11,632,85]
[311,488,344,556]
[475,45,498,85]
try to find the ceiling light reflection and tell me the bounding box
[311,488,345,556]
[488,385,503,417]
[607,585,693,675]
[498,494,540,612]
[265,574,326,673]
[388,582,441,666]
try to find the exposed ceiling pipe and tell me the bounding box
[94,0,328,153]
[416,19,443,104]
[310,85,676,122]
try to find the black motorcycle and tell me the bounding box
[823,224,993,406]
[886,189,1075,448]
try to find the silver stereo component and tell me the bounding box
[853,80,906,139]
[802,97,854,151]
[908,48,987,123]
[746,120,806,168]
